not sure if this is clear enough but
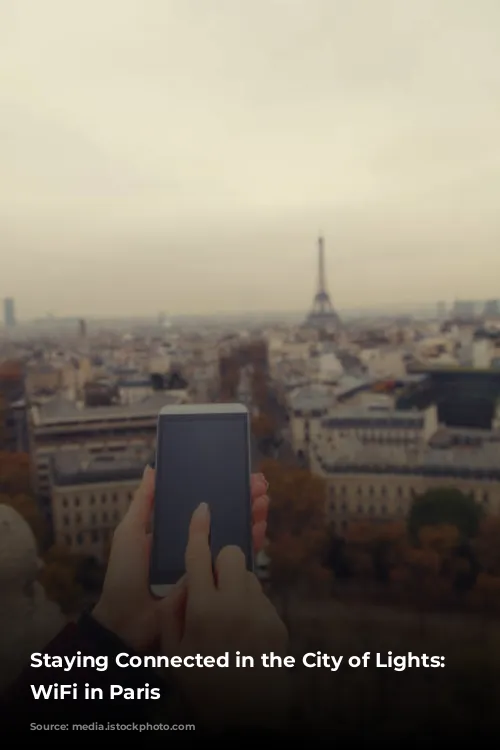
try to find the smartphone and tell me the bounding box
[150,403,254,597]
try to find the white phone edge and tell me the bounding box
[151,402,253,591]
[159,402,249,416]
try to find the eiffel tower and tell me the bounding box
[305,236,341,331]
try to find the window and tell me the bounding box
[65,535,72,546]
[397,487,402,498]
[357,504,363,514]
[91,530,99,543]
[357,487,362,497]
[329,486,336,499]
[103,512,109,523]
[369,486,374,497]
[101,494,107,504]
[381,486,387,497]
[330,502,336,512]
[90,495,95,505]
[74,496,80,507]
[341,502,347,512]
[63,515,69,526]
[128,492,133,502]
[112,493,118,503]
[381,505,387,515]
[113,510,120,522]
[340,486,346,497]
[75,512,81,524]
[91,513,97,525]
[368,504,375,515]
[483,491,489,504]
[62,497,68,508]
[76,533,83,545]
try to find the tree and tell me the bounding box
[251,413,273,438]
[0,451,33,496]
[261,459,327,539]
[473,573,500,618]
[343,521,408,584]
[418,524,463,604]
[399,547,441,634]
[218,355,240,401]
[408,487,482,542]
[251,368,269,409]
[474,517,500,576]
[343,522,376,580]
[0,393,6,448]
[251,413,276,440]
[419,524,460,555]
[261,459,329,623]
[150,373,165,390]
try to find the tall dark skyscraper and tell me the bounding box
[3,298,16,327]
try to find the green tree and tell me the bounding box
[408,487,482,542]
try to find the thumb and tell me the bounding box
[158,576,187,655]
[125,465,155,530]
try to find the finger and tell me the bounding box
[252,520,267,552]
[215,545,247,593]
[124,466,155,529]
[158,576,188,655]
[185,503,215,594]
[252,494,269,525]
[247,571,263,596]
[251,473,268,499]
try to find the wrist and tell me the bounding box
[92,602,129,645]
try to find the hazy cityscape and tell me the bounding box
[2,0,500,736]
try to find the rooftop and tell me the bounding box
[33,391,183,426]
[322,405,425,428]
[52,448,151,486]
[314,438,500,478]
[333,375,377,399]
[288,384,336,413]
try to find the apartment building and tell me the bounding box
[51,448,147,562]
[29,390,187,522]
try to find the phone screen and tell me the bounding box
[150,409,253,587]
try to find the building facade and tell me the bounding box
[316,446,500,534]
[29,391,186,523]
[51,450,146,562]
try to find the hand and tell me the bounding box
[159,503,289,731]
[92,466,269,652]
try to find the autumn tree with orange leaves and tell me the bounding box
[251,412,276,440]
[260,459,332,619]
[0,451,46,545]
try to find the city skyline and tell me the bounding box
[1,0,500,317]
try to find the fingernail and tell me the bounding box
[174,574,187,590]
[193,502,209,520]
[143,465,154,478]
[257,473,269,490]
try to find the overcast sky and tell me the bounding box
[1,0,499,318]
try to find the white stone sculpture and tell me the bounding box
[0,504,66,692]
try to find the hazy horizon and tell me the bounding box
[2,0,500,318]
